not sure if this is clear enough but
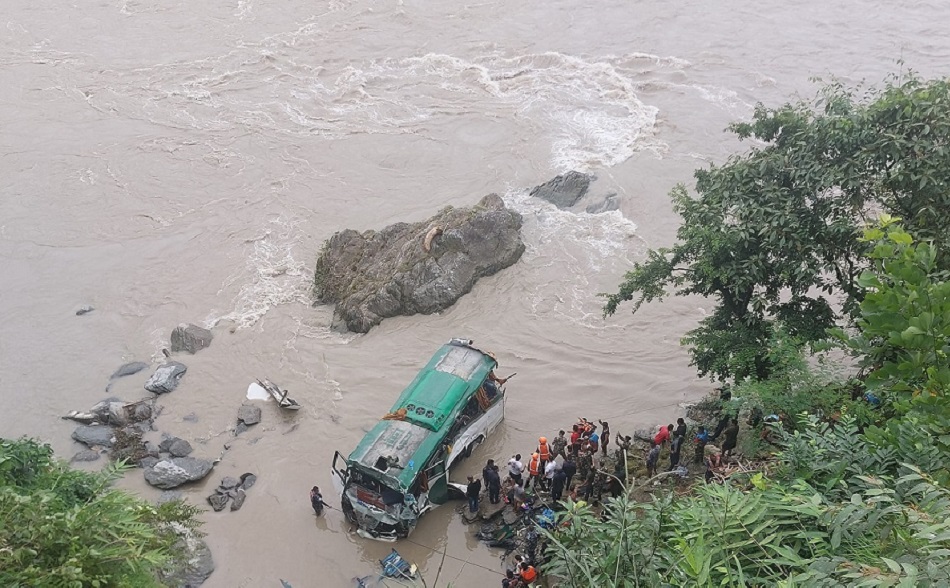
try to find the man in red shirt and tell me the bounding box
[654,423,673,446]
[570,425,582,456]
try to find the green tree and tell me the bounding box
[0,438,203,588]
[604,74,950,382]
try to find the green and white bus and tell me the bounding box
[331,338,507,541]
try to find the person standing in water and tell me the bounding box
[310,486,327,515]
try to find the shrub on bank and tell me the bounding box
[0,437,202,587]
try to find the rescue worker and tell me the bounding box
[569,425,582,456]
[598,420,610,456]
[561,455,577,492]
[528,452,542,491]
[577,448,593,483]
[508,454,525,486]
[543,459,557,492]
[486,464,502,504]
[466,475,481,513]
[519,562,538,586]
[551,430,568,460]
[551,466,567,502]
[310,486,327,516]
[536,437,552,475]
[587,432,599,454]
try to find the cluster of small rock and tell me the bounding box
[207,473,257,512]
[69,396,157,463]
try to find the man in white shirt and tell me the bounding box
[507,454,525,486]
[543,459,558,492]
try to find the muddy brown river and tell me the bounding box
[2,0,949,585]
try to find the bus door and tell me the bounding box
[423,459,448,506]
[331,451,348,495]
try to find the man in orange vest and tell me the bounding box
[519,562,538,585]
[528,452,542,491]
[537,436,552,477]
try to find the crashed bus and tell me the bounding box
[331,338,507,541]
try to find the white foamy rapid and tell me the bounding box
[503,187,643,329]
[207,216,312,330]
[79,44,680,171]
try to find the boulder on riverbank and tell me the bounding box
[313,193,525,332]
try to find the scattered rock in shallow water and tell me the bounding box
[208,493,229,512]
[230,489,246,511]
[236,405,261,426]
[72,425,115,448]
[109,361,149,379]
[145,362,188,394]
[529,171,591,209]
[76,305,95,316]
[234,422,248,436]
[71,449,101,462]
[133,402,153,422]
[145,441,161,456]
[90,398,121,422]
[108,402,130,426]
[144,457,214,489]
[182,412,199,423]
[159,435,193,457]
[170,323,214,355]
[219,476,241,490]
[206,474,256,514]
[140,456,160,469]
[168,439,193,457]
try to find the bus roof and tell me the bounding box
[348,340,496,490]
[391,341,496,431]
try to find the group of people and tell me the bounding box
[645,413,741,483]
[467,417,634,519]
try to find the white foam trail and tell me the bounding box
[207,216,311,330]
[79,43,677,172]
[503,187,643,330]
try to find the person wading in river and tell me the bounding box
[310,486,327,516]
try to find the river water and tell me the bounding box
[1,0,948,586]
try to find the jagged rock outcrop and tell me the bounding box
[313,193,524,332]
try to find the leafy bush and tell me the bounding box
[0,438,203,588]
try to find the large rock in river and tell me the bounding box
[170,323,213,354]
[313,194,525,332]
[144,457,214,489]
[529,171,590,209]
